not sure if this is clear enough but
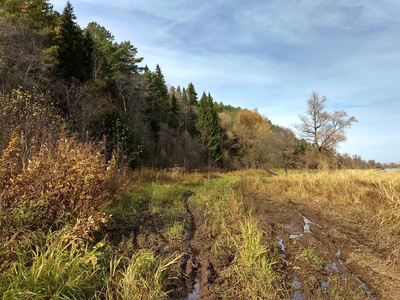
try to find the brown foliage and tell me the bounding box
[220,109,272,168]
[0,131,113,242]
[0,89,61,164]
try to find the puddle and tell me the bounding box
[325,248,377,299]
[289,215,322,240]
[325,248,348,279]
[277,237,286,252]
[292,277,306,300]
[289,233,303,239]
[284,224,293,229]
[355,277,378,300]
[187,278,200,300]
[277,237,286,258]
[336,249,348,271]
[325,262,340,274]
[302,214,322,229]
[320,280,329,291]
[302,216,312,233]
[186,198,200,300]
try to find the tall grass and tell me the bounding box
[104,250,182,300]
[229,220,283,299]
[0,232,103,299]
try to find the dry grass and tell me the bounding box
[129,167,211,184]
[239,169,400,263]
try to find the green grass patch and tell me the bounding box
[104,249,182,300]
[299,248,325,266]
[0,232,104,299]
[165,221,185,239]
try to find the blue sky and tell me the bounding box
[52,0,400,163]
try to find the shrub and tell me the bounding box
[0,131,113,262]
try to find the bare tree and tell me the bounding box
[295,91,357,153]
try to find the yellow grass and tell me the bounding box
[239,169,400,261]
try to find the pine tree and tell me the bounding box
[144,65,170,141]
[56,1,91,81]
[182,83,198,137]
[186,82,198,106]
[168,94,180,130]
[25,0,56,32]
[1,0,55,31]
[197,92,223,165]
[153,65,169,112]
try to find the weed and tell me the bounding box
[299,248,325,266]
[165,221,185,239]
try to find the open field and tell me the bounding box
[1,167,399,299]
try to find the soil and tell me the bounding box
[186,200,225,300]
[243,191,400,300]
[132,192,197,299]
[128,191,227,300]
[111,186,399,299]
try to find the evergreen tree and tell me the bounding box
[1,0,55,31]
[144,65,169,139]
[175,86,182,102]
[81,30,94,79]
[153,64,169,112]
[197,92,223,165]
[183,83,198,137]
[186,106,198,137]
[168,94,180,130]
[144,68,161,136]
[110,40,142,76]
[85,22,114,80]
[56,1,91,82]
[186,82,198,106]
[181,87,188,106]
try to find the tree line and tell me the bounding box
[0,0,384,170]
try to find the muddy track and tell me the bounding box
[186,199,221,300]
[245,192,399,300]
[115,192,195,299]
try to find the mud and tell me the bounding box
[111,181,399,299]
[129,192,198,299]
[243,191,395,299]
[186,200,224,300]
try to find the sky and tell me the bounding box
[52,0,400,164]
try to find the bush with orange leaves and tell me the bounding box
[0,131,114,247]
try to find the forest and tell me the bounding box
[1,1,399,300]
